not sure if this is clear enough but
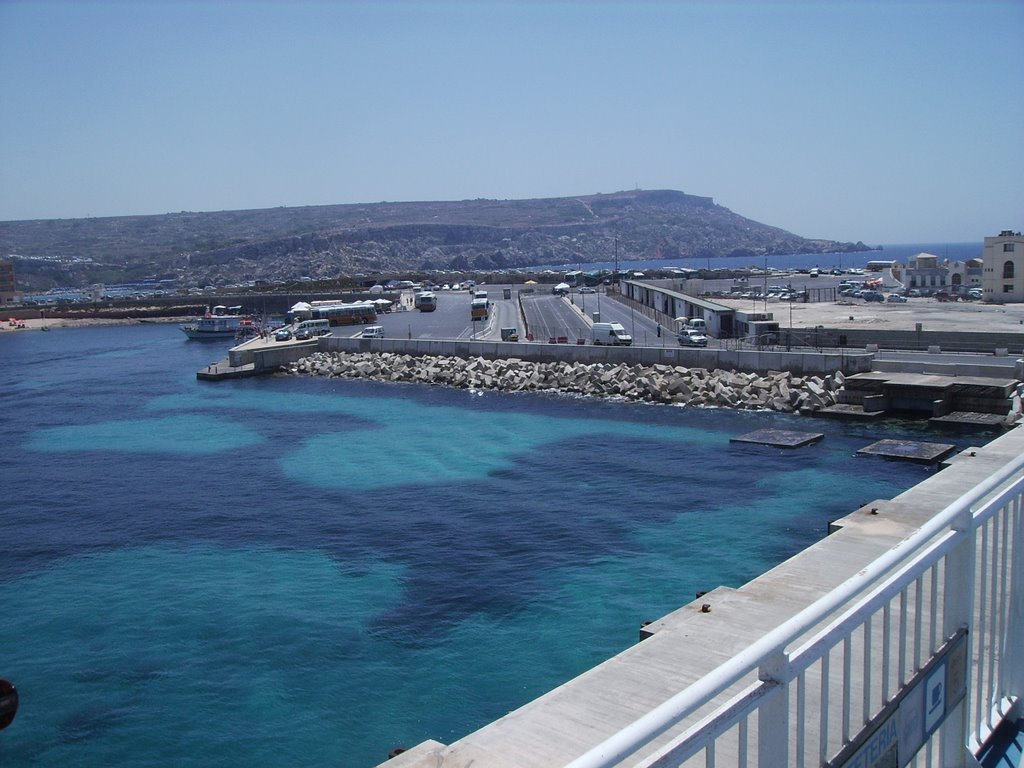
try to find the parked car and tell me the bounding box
[886,294,908,303]
[861,290,884,302]
[678,328,708,347]
[274,328,292,341]
[294,328,312,340]
[578,287,596,294]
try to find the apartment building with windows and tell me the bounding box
[0,260,17,305]
[982,230,1024,302]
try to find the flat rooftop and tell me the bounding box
[712,296,1024,333]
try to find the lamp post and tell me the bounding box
[763,254,768,312]
[788,300,792,351]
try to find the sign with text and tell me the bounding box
[831,630,968,768]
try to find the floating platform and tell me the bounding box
[810,404,888,421]
[856,439,956,464]
[929,411,1010,428]
[730,429,824,449]
[196,358,257,381]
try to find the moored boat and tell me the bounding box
[181,306,245,340]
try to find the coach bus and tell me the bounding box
[470,298,489,321]
[309,301,377,327]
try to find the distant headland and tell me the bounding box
[0,189,872,291]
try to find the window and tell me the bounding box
[1004,243,1015,252]
[1003,261,1015,279]
[1004,285,1013,293]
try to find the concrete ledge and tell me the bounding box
[873,359,1021,378]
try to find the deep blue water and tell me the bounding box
[0,324,997,766]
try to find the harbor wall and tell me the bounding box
[872,358,1024,379]
[223,335,1023,380]
[784,326,1024,355]
[229,339,317,370]
[313,336,873,376]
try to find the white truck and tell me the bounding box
[591,322,633,346]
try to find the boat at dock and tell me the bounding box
[180,306,246,340]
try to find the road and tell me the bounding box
[333,282,1024,358]
[334,286,695,348]
[519,293,589,342]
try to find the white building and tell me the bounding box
[982,230,1024,303]
[904,253,947,293]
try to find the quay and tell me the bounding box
[382,426,1024,767]
[197,333,876,381]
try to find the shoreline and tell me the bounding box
[0,316,190,333]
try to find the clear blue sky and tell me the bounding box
[1,0,1021,244]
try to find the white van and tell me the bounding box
[685,317,707,333]
[362,325,384,339]
[591,322,633,346]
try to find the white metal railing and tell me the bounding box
[567,452,1024,768]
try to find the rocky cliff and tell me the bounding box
[1,189,870,290]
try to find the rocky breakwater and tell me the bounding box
[283,351,844,412]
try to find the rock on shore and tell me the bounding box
[283,351,844,412]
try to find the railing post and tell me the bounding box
[942,508,977,767]
[1002,497,1024,713]
[758,649,790,767]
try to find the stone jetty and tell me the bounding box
[283,351,846,412]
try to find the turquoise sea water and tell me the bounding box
[0,324,996,766]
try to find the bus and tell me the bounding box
[415,291,437,312]
[310,301,377,327]
[470,298,489,321]
[294,319,331,337]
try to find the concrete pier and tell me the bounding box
[381,425,1024,767]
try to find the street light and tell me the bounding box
[763,254,768,312]
[788,300,792,351]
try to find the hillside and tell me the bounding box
[0,189,870,290]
